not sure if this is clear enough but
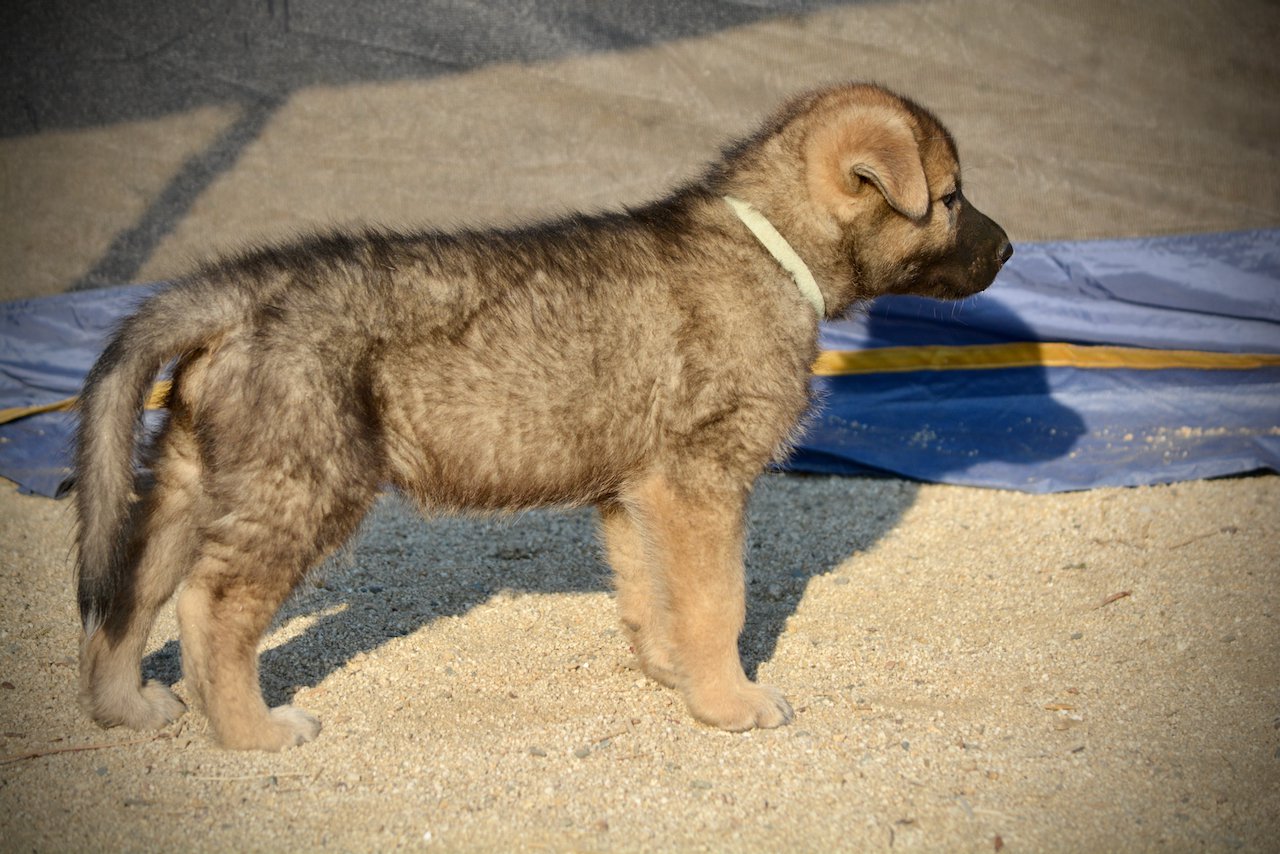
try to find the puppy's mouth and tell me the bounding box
[881,202,1012,301]
[934,219,1013,300]
[928,278,993,300]
[923,245,1012,300]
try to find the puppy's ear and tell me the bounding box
[805,108,930,222]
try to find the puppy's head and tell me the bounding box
[721,84,1011,311]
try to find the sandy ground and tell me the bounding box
[3,476,1278,851]
[1,1,1278,851]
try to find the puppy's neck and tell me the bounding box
[723,196,826,319]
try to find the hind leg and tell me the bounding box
[176,471,375,751]
[80,415,202,730]
[176,553,319,751]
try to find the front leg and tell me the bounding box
[628,472,793,731]
[599,500,680,687]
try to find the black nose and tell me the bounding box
[999,240,1013,265]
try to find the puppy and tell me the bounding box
[74,83,1011,749]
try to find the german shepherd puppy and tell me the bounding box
[75,83,1011,750]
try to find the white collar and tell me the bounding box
[724,196,825,319]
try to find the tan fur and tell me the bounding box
[805,106,930,222]
[74,83,1011,750]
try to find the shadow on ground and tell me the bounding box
[140,473,920,704]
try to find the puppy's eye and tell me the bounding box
[940,190,960,210]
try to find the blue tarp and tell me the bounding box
[792,229,1280,491]
[2,230,1278,497]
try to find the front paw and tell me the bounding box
[633,646,681,689]
[623,625,681,689]
[685,680,794,731]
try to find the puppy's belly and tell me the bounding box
[380,390,656,511]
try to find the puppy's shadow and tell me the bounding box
[141,473,917,703]
[739,474,917,680]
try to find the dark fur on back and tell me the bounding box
[75,185,733,630]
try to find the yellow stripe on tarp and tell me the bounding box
[1,343,1277,426]
[0,380,171,426]
[812,342,1280,376]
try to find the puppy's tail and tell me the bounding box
[74,280,246,636]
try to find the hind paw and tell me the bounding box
[217,705,321,751]
[88,680,186,731]
[137,680,187,728]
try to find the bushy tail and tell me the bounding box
[74,280,246,635]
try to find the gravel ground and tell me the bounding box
[2,473,1277,851]
[2,1,1278,850]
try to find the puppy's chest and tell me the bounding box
[659,343,814,450]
